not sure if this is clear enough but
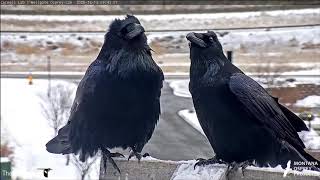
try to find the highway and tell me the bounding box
[144,82,213,161]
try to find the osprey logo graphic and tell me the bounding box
[37,168,52,178]
[283,160,291,177]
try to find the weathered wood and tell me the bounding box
[99,158,178,180]
[99,157,320,180]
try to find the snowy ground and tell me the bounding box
[1,8,320,74]
[1,78,100,179]
[172,160,226,180]
[1,8,319,31]
[295,95,320,108]
[2,26,319,59]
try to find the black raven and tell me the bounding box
[46,15,164,173]
[186,31,320,171]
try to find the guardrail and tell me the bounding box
[1,24,319,33]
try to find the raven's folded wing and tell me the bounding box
[46,60,108,158]
[277,101,309,132]
[228,73,305,149]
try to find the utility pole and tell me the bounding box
[227,51,233,63]
[47,56,51,97]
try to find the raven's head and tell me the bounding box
[186,31,228,80]
[101,15,149,54]
[186,31,226,63]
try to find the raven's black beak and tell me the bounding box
[186,32,207,48]
[125,23,145,39]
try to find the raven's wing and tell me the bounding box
[272,97,309,132]
[75,61,107,104]
[228,73,305,149]
[69,60,108,149]
[46,60,107,157]
[137,67,164,151]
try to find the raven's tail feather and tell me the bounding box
[278,103,309,132]
[46,123,73,154]
[279,141,320,171]
[300,150,320,169]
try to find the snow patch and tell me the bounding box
[178,110,204,136]
[169,80,191,98]
[295,95,320,108]
[298,129,320,149]
[171,162,226,180]
[282,69,320,76]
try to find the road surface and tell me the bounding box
[143,81,213,161]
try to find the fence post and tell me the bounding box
[227,51,233,62]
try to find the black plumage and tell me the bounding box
[46,15,164,172]
[186,31,319,170]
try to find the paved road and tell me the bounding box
[143,81,213,161]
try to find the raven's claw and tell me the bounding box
[142,152,150,157]
[127,151,149,162]
[101,149,122,174]
[194,156,224,169]
[226,160,254,179]
[128,151,142,161]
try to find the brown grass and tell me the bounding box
[15,44,40,54]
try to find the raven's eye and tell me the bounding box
[209,36,214,43]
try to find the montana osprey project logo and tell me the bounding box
[283,160,291,177]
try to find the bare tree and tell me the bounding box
[40,83,100,179]
[70,154,99,180]
[39,84,74,136]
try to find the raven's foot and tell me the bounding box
[226,160,254,178]
[101,149,123,174]
[128,151,149,162]
[194,156,225,169]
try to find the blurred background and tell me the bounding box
[1,4,320,180]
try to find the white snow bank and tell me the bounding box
[282,69,320,76]
[178,110,204,136]
[0,78,100,179]
[169,80,191,98]
[295,95,320,108]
